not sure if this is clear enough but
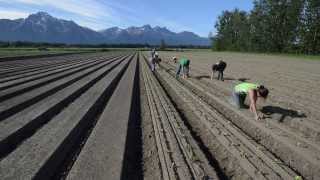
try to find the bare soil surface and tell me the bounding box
[151,51,320,180]
[1,51,318,180]
[140,55,220,180]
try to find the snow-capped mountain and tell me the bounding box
[0,12,103,44]
[0,12,210,46]
[100,25,209,45]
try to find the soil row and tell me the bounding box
[0,52,139,179]
[139,52,320,180]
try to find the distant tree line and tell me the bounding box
[212,0,320,55]
[0,41,66,48]
[0,41,210,49]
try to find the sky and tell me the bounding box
[0,0,254,37]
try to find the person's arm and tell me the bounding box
[248,89,260,120]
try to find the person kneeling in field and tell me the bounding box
[211,59,227,81]
[233,83,269,121]
[176,58,190,79]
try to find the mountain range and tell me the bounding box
[0,12,210,46]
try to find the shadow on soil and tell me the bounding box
[194,75,210,80]
[163,67,175,73]
[261,106,307,123]
[193,76,250,82]
[238,78,250,82]
[223,77,250,82]
[120,58,143,180]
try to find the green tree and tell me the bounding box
[213,9,250,51]
[249,0,271,52]
[300,0,320,54]
[212,0,319,54]
[250,0,304,52]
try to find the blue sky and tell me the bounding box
[0,0,253,37]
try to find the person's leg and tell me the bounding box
[233,91,247,109]
[151,63,155,72]
[218,71,221,80]
[221,71,224,81]
[239,93,247,108]
[232,91,241,109]
[176,64,181,78]
[182,66,186,78]
[185,65,190,77]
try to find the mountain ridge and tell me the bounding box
[0,12,210,46]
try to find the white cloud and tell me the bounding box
[74,17,113,30]
[0,0,203,35]
[154,18,193,33]
[4,0,112,19]
[0,9,29,19]
[0,0,143,29]
[101,1,136,15]
[14,0,43,6]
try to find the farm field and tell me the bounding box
[0,51,319,180]
[151,51,320,179]
[0,48,113,58]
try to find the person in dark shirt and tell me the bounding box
[211,58,227,81]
